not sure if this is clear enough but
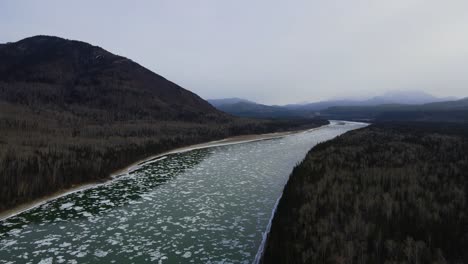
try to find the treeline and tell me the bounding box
[0,100,327,211]
[261,122,468,263]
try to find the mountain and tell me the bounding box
[207,97,254,107]
[0,35,225,121]
[0,36,328,212]
[210,91,454,119]
[284,90,455,112]
[208,99,309,119]
[364,90,456,105]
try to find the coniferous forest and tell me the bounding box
[0,103,326,212]
[261,122,468,264]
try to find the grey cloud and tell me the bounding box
[1,0,467,104]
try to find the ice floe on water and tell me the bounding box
[37,257,53,264]
[59,202,74,210]
[0,122,367,263]
[94,249,109,257]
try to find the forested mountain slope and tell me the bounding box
[0,35,223,121]
[261,122,468,263]
[0,36,328,212]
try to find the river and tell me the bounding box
[0,121,366,264]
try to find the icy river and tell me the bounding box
[0,121,366,264]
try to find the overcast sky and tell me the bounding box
[1,0,468,104]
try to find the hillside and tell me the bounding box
[261,122,468,263]
[0,35,224,121]
[0,36,328,212]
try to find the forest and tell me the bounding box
[261,122,468,263]
[0,99,327,212]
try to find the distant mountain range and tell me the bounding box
[208,91,463,120]
[207,98,303,119]
[207,98,254,107]
[284,90,456,111]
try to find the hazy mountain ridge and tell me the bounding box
[284,90,455,111]
[207,98,254,107]
[209,91,461,119]
[208,100,306,119]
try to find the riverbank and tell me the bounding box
[110,126,326,177]
[0,125,326,221]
